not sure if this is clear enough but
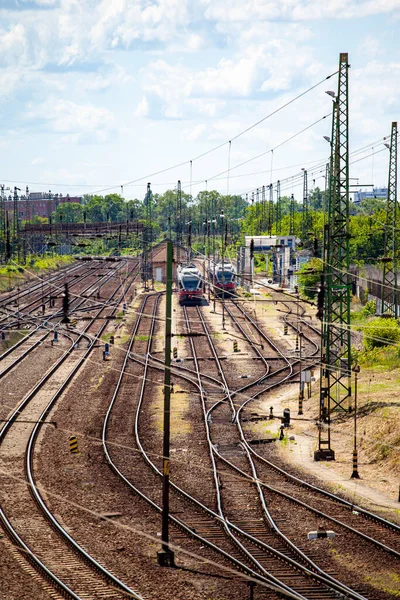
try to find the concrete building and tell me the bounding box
[238,235,297,288]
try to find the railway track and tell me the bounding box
[99,289,371,599]
[0,260,142,600]
[8,265,397,599]
[231,293,400,553]
[0,262,127,380]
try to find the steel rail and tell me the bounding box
[223,299,400,559]
[236,292,400,535]
[0,263,127,378]
[0,262,96,329]
[0,262,109,359]
[103,293,308,600]
[192,305,367,600]
[0,262,142,600]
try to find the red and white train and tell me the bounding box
[177,264,203,305]
[212,262,237,296]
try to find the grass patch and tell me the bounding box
[364,572,400,596]
[0,255,74,292]
[152,384,191,437]
[136,334,150,341]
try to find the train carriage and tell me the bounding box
[213,262,237,296]
[177,264,203,305]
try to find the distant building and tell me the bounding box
[353,188,387,204]
[2,193,82,220]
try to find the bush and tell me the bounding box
[361,300,376,317]
[363,317,400,350]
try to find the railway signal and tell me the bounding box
[61,283,70,324]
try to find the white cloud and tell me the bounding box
[201,0,400,22]
[26,98,116,143]
[134,96,149,117]
[186,123,206,141]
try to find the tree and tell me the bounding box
[53,202,83,223]
[297,257,323,300]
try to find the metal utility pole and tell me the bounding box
[276,180,281,235]
[380,121,398,316]
[351,363,360,478]
[315,52,351,462]
[157,239,175,567]
[176,180,182,266]
[289,193,295,236]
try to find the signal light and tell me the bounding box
[250,238,254,259]
[62,283,70,323]
[316,279,325,320]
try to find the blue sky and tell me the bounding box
[0,0,399,201]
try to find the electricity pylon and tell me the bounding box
[316,52,351,461]
[176,180,182,265]
[142,182,153,290]
[276,180,281,235]
[268,183,274,236]
[289,193,295,236]
[380,121,398,316]
[301,169,310,240]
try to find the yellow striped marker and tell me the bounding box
[69,436,79,454]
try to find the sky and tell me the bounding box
[0,0,400,202]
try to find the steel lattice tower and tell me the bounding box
[380,122,398,317]
[316,53,351,461]
[176,180,182,265]
[289,193,295,236]
[142,182,153,289]
[301,169,310,240]
[261,185,266,232]
[276,180,281,235]
[268,184,274,235]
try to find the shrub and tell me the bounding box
[363,317,400,350]
[361,300,376,317]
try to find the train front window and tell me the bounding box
[218,271,234,282]
[184,277,200,290]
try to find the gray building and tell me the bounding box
[353,188,387,204]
